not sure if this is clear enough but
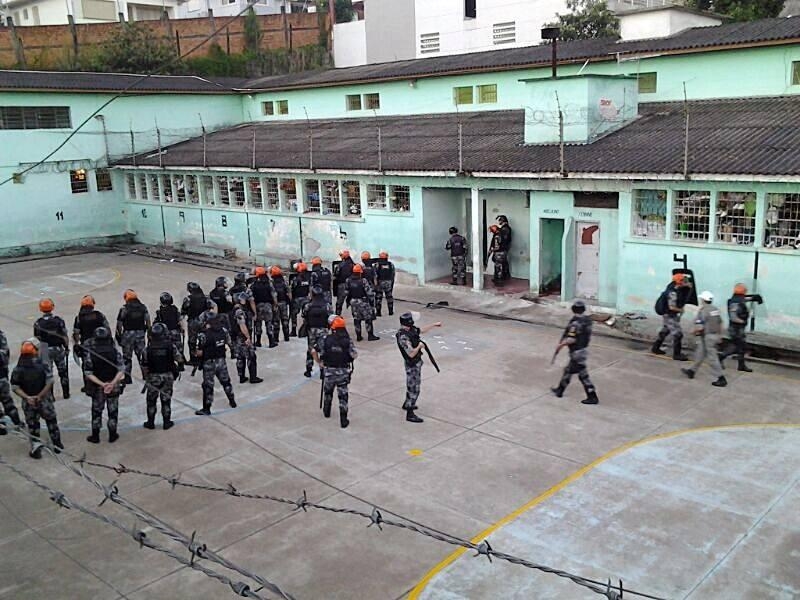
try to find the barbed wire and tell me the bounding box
[4,426,295,600]
[2,420,666,600]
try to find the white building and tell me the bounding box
[176,0,295,19]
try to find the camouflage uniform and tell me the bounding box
[197,327,236,412]
[374,259,396,316]
[117,301,150,380]
[396,330,423,411]
[142,338,179,427]
[182,292,215,360]
[11,356,61,451]
[154,304,185,363]
[346,277,377,340]
[290,272,312,336]
[83,339,125,436]
[446,233,468,285]
[555,315,597,401]
[230,305,258,382]
[334,258,356,316]
[302,299,331,376]
[34,313,70,397]
[652,285,687,359]
[0,330,22,429]
[319,330,357,426]
[251,276,277,347]
[310,266,334,309]
[271,275,292,342]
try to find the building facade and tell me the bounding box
[3,15,800,337]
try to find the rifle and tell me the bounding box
[551,346,562,366]
[420,340,440,373]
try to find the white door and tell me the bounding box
[575,222,600,300]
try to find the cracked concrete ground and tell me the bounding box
[0,252,798,600]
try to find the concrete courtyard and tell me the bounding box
[0,252,798,600]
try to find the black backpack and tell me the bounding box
[654,287,670,316]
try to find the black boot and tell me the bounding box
[163,420,174,430]
[738,361,753,373]
[681,368,695,379]
[356,332,363,342]
[239,374,249,384]
[712,376,728,387]
[450,279,459,285]
[108,429,119,443]
[51,435,64,453]
[30,445,43,459]
[406,409,424,423]
[255,334,262,348]
[227,391,237,408]
[388,305,394,316]
[551,386,564,398]
[581,391,599,405]
[718,353,726,370]
[283,325,291,342]
[195,400,211,416]
[268,337,279,348]
[0,425,6,436]
[304,369,312,378]
[651,335,667,355]
[86,429,100,444]
[249,365,263,384]
[340,410,349,429]
[143,420,156,430]
[290,326,297,337]
[62,385,70,400]
[323,400,332,419]
[376,308,382,317]
[367,324,380,342]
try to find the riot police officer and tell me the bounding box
[314,316,357,429]
[360,251,378,290]
[346,264,379,342]
[230,292,263,385]
[154,292,185,364]
[374,250,395,316]
[719,283,762,372]
[251,266,278,348]
[34,298,70,399]
[551,300,599,405]
[310,256,334,309]
[11,340,63,458]
[396,313,442,423]
[334,250,355,315]
[271,266,292,342]
[142,323,180,430]
[230,271,256,314]
[445,227,468,285]
[116,289,150,384]
[195,314,236,416]
[290,261,312,337]
[181,282,216,364]
[651,273,691,361]
[209,276,234,331]
[0,329,23,434]
[83,327,125,444]
[72,295,110,373]
[302,286,331,378]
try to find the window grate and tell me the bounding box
[477,84,497,104]
[276,100,289,115]
[638,72,658,94]
[281,178,297,212]
[148,174,162,202]
[247,177,263,209]
[200,175,215,206]
[173,175,186,203]
[390,185,411,212]
[367,184,387,210]
[0,106,71,129]
[632,189,666,238]
[793,61,800,86]
[126,173,137,199]
[493,22,515,45]
[716,192,756,245]
[265,177,279,210]
[262,101,274,116]
[185,175,199,204]
[96,169,113,192]
[305,179,320,213]
[420,32,440,54]
[217,176,230,206]
[364,93,380,110]
[137,174,149,201]
[70,169,88,194]
[454,86,473,105]
[344,181,361,216]
[346,94,362,111]
[230,177,245,207]
[321,180,341,216]
[765,193,800,249]
[673,190,710,241]
[160,174,173,202]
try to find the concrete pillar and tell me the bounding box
[754,189,767,249]
[471,186,483,291]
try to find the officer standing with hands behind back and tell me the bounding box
[445,227,468,285]
[396,313,442,423]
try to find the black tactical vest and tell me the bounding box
[210,287,233,314]
[251,279,273,304]
[449,235,466,257]
[377,261,393,281]
[293,273,311,297]
[568,316,592,351]
[91,341,120,382]
[305,302,329,328]
[12,358,48,395]
[76,309,105,342]
[202,328,227,360]
[272,277,289,303]
[186,293,208,319]
[728,296,749,327]
[322,333,352,368]
[36,316,66,347]
[146,342,174,374]
[396,327,422,365]
[347,278,367,300]
[156,305,181,331]
[229,307,252,340]
[122,301,147,331]
[312,267,332,290]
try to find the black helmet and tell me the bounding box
[151,322,168,338]
[234,292,248,304]
[311,285,323,297]
[187,282,201,293]
[234,272,247,283]
[571,300,586,314]
[94,326,111,340]
[449,226,458,234]
[497,215,508,224]
[159,292,173,306]
[399,312,414,327]
[204,310,221,328]
[215,276,228,288]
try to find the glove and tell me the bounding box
[750,294,764,305]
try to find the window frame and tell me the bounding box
[160,173,174,203]
[631,189,667,239]
[247,176,263,210]
[0,106,71,130]
[321,180,342,216]
[276,100,289,115]
[454,86,474,105]
[185,174,199,204]
[343,180,362,216]
[137,174,149,201]
[265,177,280,210]
[389,185,411,212]
[364,93,380,110]
[765,192,800,249]
[792,61,800,86]
[477,84,498,104]
[346,94,362,111]
[125,173,137,199]
[638,72,658,94]
[672,190,711,242]
[715,191,756,246]
[95,169,113,192]
[304,179,321,214]
[262,101,274,116]
[366,184,387,210]
[280,178,298,212]
[69,169,89,194]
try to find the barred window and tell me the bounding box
[173,175,186,203]
[281,178,297,212]
[247,177,263,209]
[364,93,380,110]
[321,180,341,215]
[137,174,149,201]
[95,169,113,192]
[346,94,362,111]
[0,106,71,129]
[265,177,280,210]
[276,100,289,115]
[716,191,756,246]
[454,86,473,105]
[367,184,387,210]
[344,181,361,216]
[148,174,162,202]
[305,179,320,213]
[389,185,411,212]
[160,174,174,203]
[126,173,137,199]
[477,84,497,104]
[200,175,215,206]
[185,175,199,204]
[638,72,657,94]
[765,193,800,249]
[673,190,710,241]
[217,176,230,206]
[70,169,88,194]
[262,101,274,116]
[632,189,667,238]
[230,177,245,207]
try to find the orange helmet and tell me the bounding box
[353,264,363,274]
[271,266,283,277]
[361,251,371,261]
[124,289,138,302]
[20,341,38,356]
[379,250,388,259]
[734,283,748,295]
[331,316,346,330]
[489,224,499,233]
[672,273,685,285]
[80,295,95,308]
[340,249,350,258]
[311,256,322,266]
[254,266,266,277]
[296,262,307,272]
[39,298,54,313]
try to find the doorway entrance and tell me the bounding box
[575,221,600,300]
[539,218,564,296]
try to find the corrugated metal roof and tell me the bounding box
[0,70,234,93]
[116,96,800,177]
[243,16,800,91]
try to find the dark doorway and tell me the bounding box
[540,218,564,296]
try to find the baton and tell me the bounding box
[319,369,325,410]
[72,345,82,367]
[421,342,440,373]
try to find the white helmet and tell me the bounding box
[699,290,714,303]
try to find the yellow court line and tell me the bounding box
[408,422,800,599]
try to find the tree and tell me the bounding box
[687,0,784,21]
[243,7,263,55]
[89,23,178,74]
[551,0,619,41]
[317,0,355,23]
